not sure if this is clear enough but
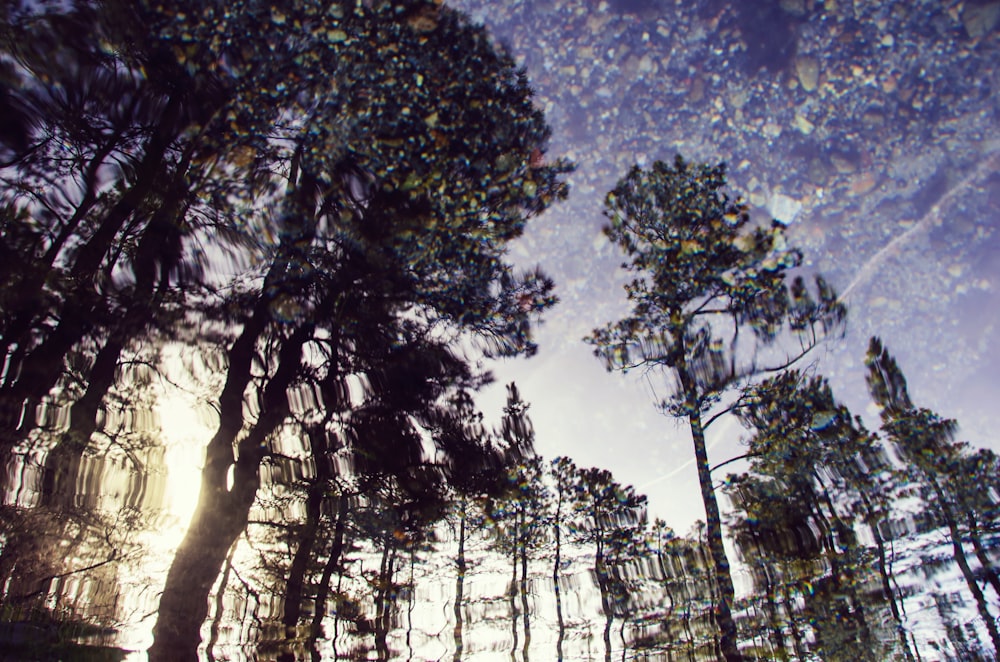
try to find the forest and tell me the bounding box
[0,1,998,660]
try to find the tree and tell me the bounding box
[735,371,906,661]
[485,384,547,660]
[726,474,811,660]
[0,0,264,446]
[866,337,1000,654]
[431,388,517,662]
[549,455,580,658]
[145,2,571,657]
[571,467,647,662]
[587,155,845,661]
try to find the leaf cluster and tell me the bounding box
[588,155,845,411]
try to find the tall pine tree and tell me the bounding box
[588,155,844,661]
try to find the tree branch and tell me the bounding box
[710,452,757,474]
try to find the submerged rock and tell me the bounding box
[768,192,803,224]
[962,1,1000,39]
[794,55,820,92]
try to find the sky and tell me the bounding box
[453,0,1000,533]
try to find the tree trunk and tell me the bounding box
[520,530,531,662]
[509,512,519,662]
[309,493,350,661]
[148,321,311,660]
[283,424,334,642]
[678,367,742,662]
[930,479,1000,654]
[453,496,466,662]
[373,533,397,661]
[966,513,1000,599]
[0,107,173,401]
[553,492,565,662]
[812,473,872,645]
[856,489,915,662]
[654,541,675,662]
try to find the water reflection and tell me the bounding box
[1,0,998,660]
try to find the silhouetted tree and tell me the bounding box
[145,1,570,656]
[588,155,845,661]
[430,387,516,662]
[736,371,897,660]
[0,0,263,445]
[487,385,547,661]
[549,455,580,658]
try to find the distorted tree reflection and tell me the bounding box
[487,387,547,662]
[571,467,647,661]
[435,388,522,662]
[734,373,884,660]
[734,370,917,660]
[123,0,572,656]
[0,0,256,446]
[3,4,999,662]
[866,337,1000,655]
[723,338,1000,659]
[0,3,263,645]
[588,155,846,662]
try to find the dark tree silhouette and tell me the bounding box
[486,384,547,661]
[549,455,580,658]
[146,2,570,657]
[588,155,845,661]
[432,389,519,662]
[0,0,266,445]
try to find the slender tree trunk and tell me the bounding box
[309,493,350,661]
[746,525,786,657]
[281,475,323,639]
[520,535,531,662]
[553,495,565,662]
[678,367,742,662]
[452,496,467,662]
[592,518,613,662]
[681,600,695,662]
[812,474,872,645]
[406,548,415,662]
[781,576,807,660]
[283,424,334,645]
[374,534,397,661]
[654,543,675,662]
[967,513,1000,599]
[509,513,519,662]
[856,490,915,662]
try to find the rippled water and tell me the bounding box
[1,0,998,660]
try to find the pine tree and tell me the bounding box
[866,337,1000,654]
[736,371,910,660]
[588,155,844,661]
[146,2,571,656]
